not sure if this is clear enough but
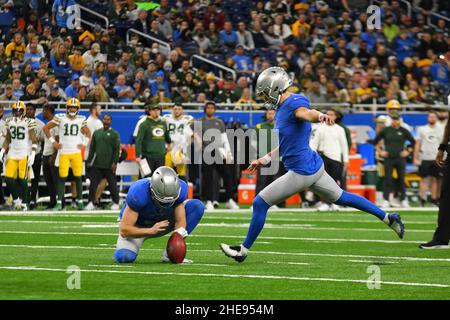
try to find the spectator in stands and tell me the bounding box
[92,62,109,86]
[79,67,94,91]
[383,13,400,44]
[12,78,24,99]
[47,83,65,102]
[50,43,71,88]
[69,46,85,74]
[5,32,26,62]
[124,0,140,21]
[307,81,326,103]
[251,21,269,50]
[264,24,284,50]
[83,43,106,70]
[0,1,14,36]
[220,21,239,49]
[65,74,80,98]
[431,54,450,92]
[150,70,170,97]
[87,84,110,103]
[372,112,416,208]
[114,74,135,108]
[203,3,226,30]
[235,88,257,110]
[173,86,192,105]
[51,0,75,28]
[233,44,253,76]
[153,86,172,106]
[414,111,444,207]
[24,43,41,70]
[394,28,418,63]
[174,20,199,57]
[193,30,212,55]
[156,9,173,41]
[0,82,16,108]
[236,22,255,51]
[148,16,168,43]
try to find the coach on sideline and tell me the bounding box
[420,110,450,249]
[85,114,121,210]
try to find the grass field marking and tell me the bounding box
[88,264,133,268]
[0,229,428,244]
[266,261,310,266]
[1,243,450,263]
[348,260,399,264]
[0,217,437,226]
[0,229,430,244]
[0,265,448,289]
[0,207,439,216]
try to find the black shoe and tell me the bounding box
[29,202,37,210]
[420,198,426,207]
[419,240,450,249]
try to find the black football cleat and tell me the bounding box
[419,240,450,249]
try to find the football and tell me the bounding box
[166,232,187,264]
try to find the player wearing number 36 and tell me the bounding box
[43,98,91,210]
[0,101,39,210]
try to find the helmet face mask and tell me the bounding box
[66,98,80,117]
[256,67,292,109]
[150,166,181,208]
[12,101,26,118]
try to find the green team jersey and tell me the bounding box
[135,117,171,158]
[373,126,416,158]
[255,120,276,156]
[87,127,121,169]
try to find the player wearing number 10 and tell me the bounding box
[0,101,39,210]
[43,98,91,210]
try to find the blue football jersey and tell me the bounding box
[274,93,323,175]
[120,178,189,227]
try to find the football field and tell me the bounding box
[0,208,449,300]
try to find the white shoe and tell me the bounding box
[269,205,280,210]
[110,203,120,210]
[330,204,340,211]
[381,200,390,208]
[161,249,193,264]
[84,202,96,211]
[71,201,77,209]
[205,201,214,210]
[317,203,331,212]
[212,200,220,208]
[13,198,22,210]
[401,200,410,208]
[226,198,240,210]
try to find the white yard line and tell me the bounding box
[348,260,399,264]
[0,207,438,216]
[267,261,310,266]
[0,229,429,244]
[0,244,449,263]
[88,264,133,268]
[0,265,448,289]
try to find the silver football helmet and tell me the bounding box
[150,166,181,207]
[255,67,292,109]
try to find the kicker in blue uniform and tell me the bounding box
[114,166,205,264]
[221,67,405,262]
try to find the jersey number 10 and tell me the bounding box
[64,123,79,136]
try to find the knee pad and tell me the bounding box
[114,249,137,263]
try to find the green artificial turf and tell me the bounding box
[0,209,449,300]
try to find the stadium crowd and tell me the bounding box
[0,0,449,211]
[0,0,449,109]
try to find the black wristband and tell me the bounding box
[438,144,447,152]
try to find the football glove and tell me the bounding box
[28,150,36,167]
[174,227,188,238]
